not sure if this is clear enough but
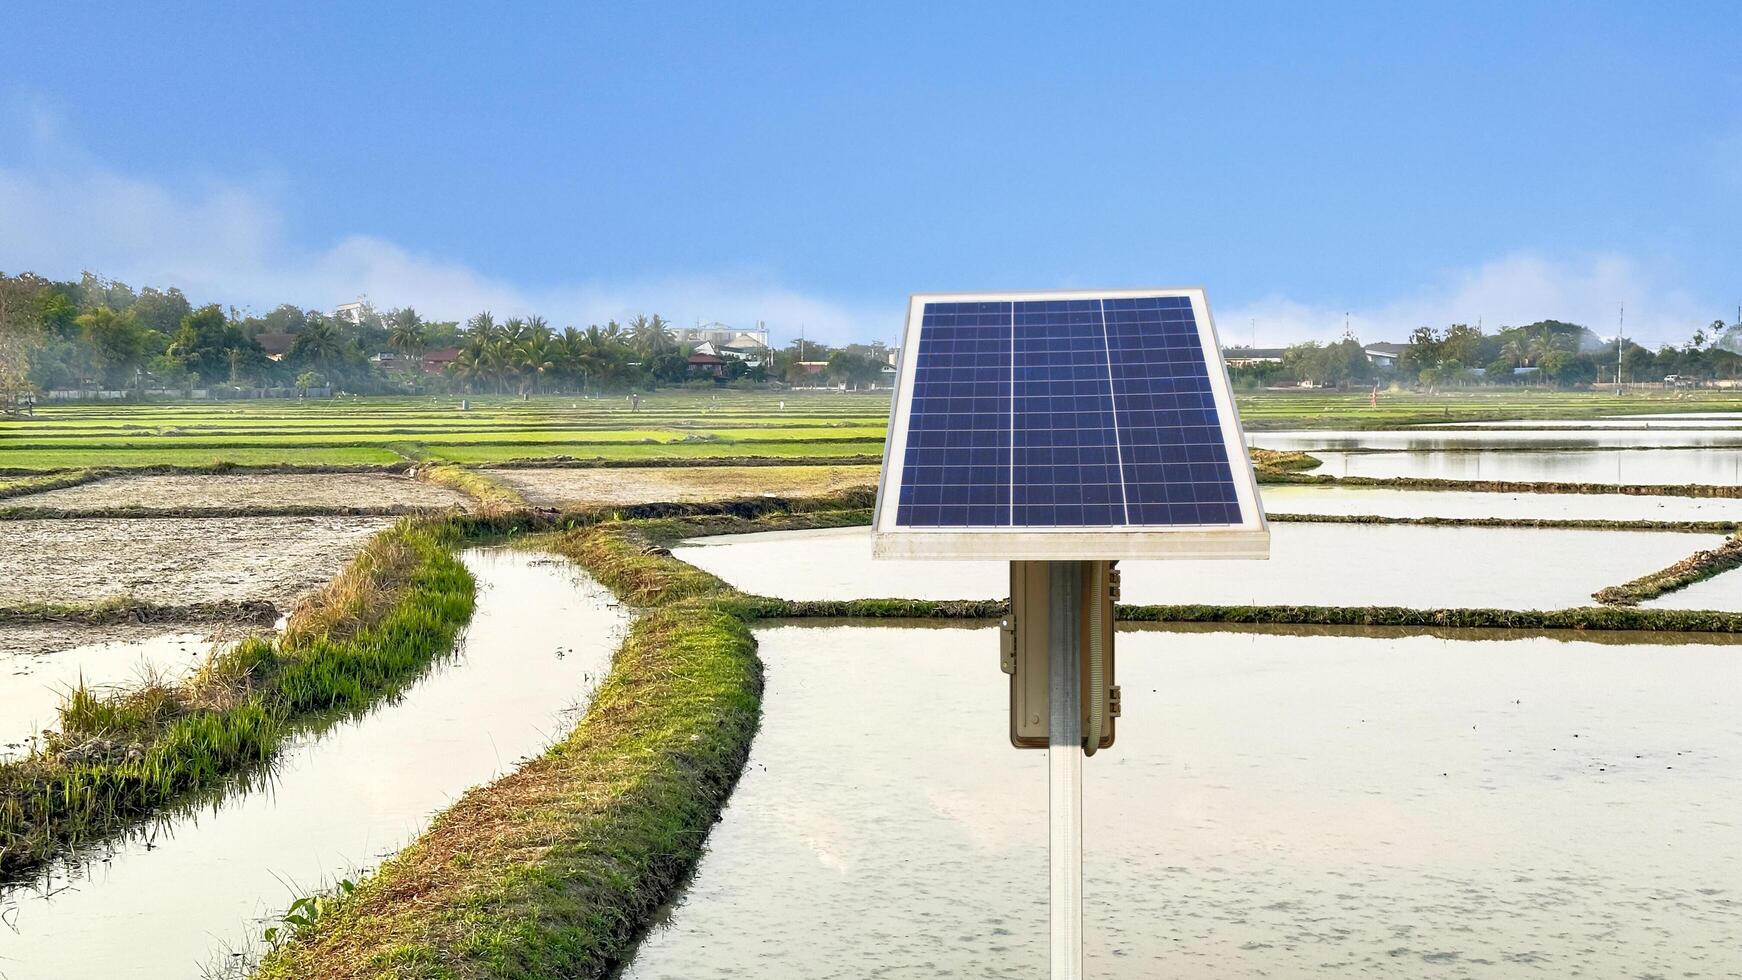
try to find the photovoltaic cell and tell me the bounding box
[1012,300,1124,527]
[1104,296,1242,525]
[895,294,1242,529]
[894,302,1011,528]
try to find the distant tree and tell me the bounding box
[0,273,48,413]
[387,308,428,360]
[75,306,147,388]
[131,287,194,334]
[288,318,343,368]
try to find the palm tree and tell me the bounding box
[388,308,427,367]
[516,332,559,394]
[293,319,342,367]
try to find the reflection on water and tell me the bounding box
[675,525,1722,609]
[1306,448,1742,485]
[1251,430,1742,450]
[626,625,1742,979]
[1260,485,1742,521]
[1,633,209,760]
[0,549,629,980]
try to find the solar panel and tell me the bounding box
[873,288,1268,559]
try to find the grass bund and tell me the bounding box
[252,521,771,978]
[0,597,278,627]
[0,520,475,883]
[1592,533,1742,606]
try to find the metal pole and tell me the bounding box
[1047,561,1084,980]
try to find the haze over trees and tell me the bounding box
[1228,317,1742,389]
[0,271,895,409]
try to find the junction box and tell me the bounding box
[1002,560,1120,751]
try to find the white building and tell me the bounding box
[334,300,368,325]
[673,323,772,367]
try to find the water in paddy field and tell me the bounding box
[624,624,1742,980]
[0,549,629,980]
[1250,430,1742,450]
[0,632,209,761]
[673,525,1722,609]
[1301,447,1742,485]
[1258,485,1742,521]
[1441,417,1742,428]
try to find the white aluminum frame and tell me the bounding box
[872,287,1270,560]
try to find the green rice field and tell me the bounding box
[7,388,1742,473]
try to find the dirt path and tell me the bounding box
[7,473,469,512]
[3,517,393,609]
[486,464,879,508]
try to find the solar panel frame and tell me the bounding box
[872,287,1269,560]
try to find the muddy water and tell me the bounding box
[1442,418,1742,428]
[1304,447,1742,485]
[0,632,210,760]
[0,549,629,980]
[673,526,1721,609]
[625,624,1742,979]
[1252,430,1742,450]
[1259,485,1742,521]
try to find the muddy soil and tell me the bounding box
[8,473,470,512]
[3,517,392,609]
[486,464,880,508]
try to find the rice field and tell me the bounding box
[3,388,1742,978]
[10,388,1742,474]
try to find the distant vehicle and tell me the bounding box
[1664,375,1696,388]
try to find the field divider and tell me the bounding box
[0,469,109,499]
[0,504,453,521]
[1591,533,1742,606]
[0,597,279,627]
[1258,470,1742,498]
[0,519,476,884]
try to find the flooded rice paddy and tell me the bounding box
[0,632,210,760]
[4,472,471,512]
[1259,485,1742,521]
[0,516,392,609]
[1301,447,1742,485]
[674,525,1720,609]
[1252,429,1742,450]
[0,548,629,980]
[625,624,1742,979]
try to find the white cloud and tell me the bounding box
[0,124,890,345]
[1221,252,1714,349]
[0,115,1718,350]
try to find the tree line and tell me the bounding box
[1228,317,1742,389]
[0,271,895,411]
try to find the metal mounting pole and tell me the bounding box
[1047,561,1084,980]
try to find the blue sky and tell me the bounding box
[2,2,1738,346]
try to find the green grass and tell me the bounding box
[253,520,765,979]
[420,439,888,464]
[0,469,103,498]
[10,388,1742,474]
[0,520,476,882]
[1233,388,1742,429]
[0,446,406,471]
